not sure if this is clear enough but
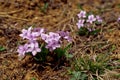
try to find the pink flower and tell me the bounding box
[28,41,41,56]
[33,28,45,36]
[96,15,102,23]
[27,32,38,42]
[117,17,120,22]
[76,19,85,28]
[48,32,61,41]
[42,32,61,43]
[17,44,29,59]
[20,27,44,42]
[58,31,72,42]
[18,26,72,55]
[46,40,60,51]
[41,33,49,41]
[77,11,86,18]
[19,27,32,39]
[41,32,61,51]
[87,15,96,24]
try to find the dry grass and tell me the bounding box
[0,0,120,80]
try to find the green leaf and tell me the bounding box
[114,74,120,79]
[117,4,120,8]
[34,45,49,61]
[72,54,111,75]
[30,77,36,80]
[64,43,73,59]
[0,46,6,51]
[54,48,65,58]
[70,71,87,80]
[111,45,116,52]
[54,43,72,59]
[89,29,100,35]
[78,4,83,10]
[86,11,93,17]
[78,27,89,36]
[65,53,73,59]
[64,43,71,51]
[95,21,102,25]
[40,3,49,13]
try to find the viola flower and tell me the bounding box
[27,32,38,42]
[87,28,92,32]
[28,41,41,56]
[41,32,61,51]
[48,32,61,42]
[18,26,72,60]
[76,19,85,29]
[33,28,45,36]
[41,33,49,41]
[117,17,120,22]
[17,44,29,59]
[87,15,96,24]
[96,15,102,23]
[77,10,86,18]
[46,40,60,51]
[58,31,72,42]
[19,27,32,39]
[42,32,61,43]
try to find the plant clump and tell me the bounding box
[76,10,102,36]
[17,26,72,62]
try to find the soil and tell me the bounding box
[0,0,120,80]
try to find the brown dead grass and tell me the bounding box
[0,0,120,80]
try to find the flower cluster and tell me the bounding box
[76,10,102,31]
[17,27,71,59]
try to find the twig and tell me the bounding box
[0,9,23,15]
[0,14,30,21]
